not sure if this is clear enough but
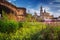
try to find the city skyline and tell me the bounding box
[7,0,60,17]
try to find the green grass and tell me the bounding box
[0,21,60,40]
[20,22,46,40]
[0,21,47,40]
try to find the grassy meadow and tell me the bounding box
[0,20,60,40]
[0,20,47,40]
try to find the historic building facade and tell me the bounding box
[33,6,54,22]
[0,0,26,21]
[40,6,54,20]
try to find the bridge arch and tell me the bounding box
[0,0,26,21]
[0,1,18,16]
[0,4,14,13]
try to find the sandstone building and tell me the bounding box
[33,6,54,22]
[0,0,26,21]
[40,6,53,20]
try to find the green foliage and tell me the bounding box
[13,22,46,40]
[0,21,60,40]
[2,10,8,20]
[26,13,37,22]
[26,13,32,22]
[18,22,23,28]
[0,22,46,40]
[0,20,19,33]
[0,10,23,33]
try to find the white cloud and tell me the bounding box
[43,7,54,15]
[27,8,40,15]
[55,5,60,7]
[8,0,11,2]
[51,9,60,17]
[49,2,53,4]
[52,4,60,8]
[7,0,16,2]
[54,12,60,17]
[43,7,51,13]
[58,10,60,12]
[49,0,60,7]
[54,0,60,2]
[43,7,50,11]
[35,10,40,15]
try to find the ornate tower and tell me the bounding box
[44,9,46,13]
[40,6,43,16]
[40,6,45,20]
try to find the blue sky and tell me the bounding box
[7,0,60,17]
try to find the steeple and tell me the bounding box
[40,6,43,16]
[40,6,43,12]
[44,9,46,13]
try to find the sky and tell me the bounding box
[7,0,60,17]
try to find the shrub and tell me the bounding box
[18,22,23,28]
[0,20,19,33]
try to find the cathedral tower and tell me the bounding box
[44,9,46,13]
[40,6,43,16]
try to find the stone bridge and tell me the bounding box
[0,0,17,14]
[0,0,26,21]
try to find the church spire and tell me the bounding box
[40,6,43,16]
[44,9,46,13]
[40,6,43,12]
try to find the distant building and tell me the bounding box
[40,6,54,21]
[33,12,38,18]
[52,16,60,22]
[16,7,26,21]
[33,6,54,22]
[33,12,41,22]
[33,6,60,22]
